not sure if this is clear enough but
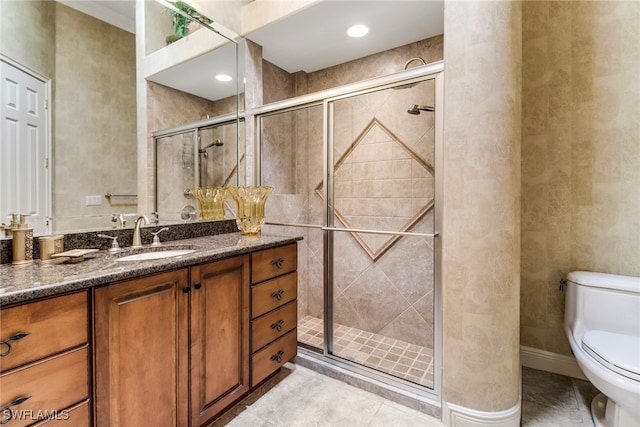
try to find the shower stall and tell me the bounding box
[154,116,244,222]
[256,62,443,399]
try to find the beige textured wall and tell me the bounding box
[1,1,137,233]
[442,0,522,412]
[0,0,55,79]
[521,1,640,355]
[53,4,137,233]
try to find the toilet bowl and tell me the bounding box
[564,271,640,427]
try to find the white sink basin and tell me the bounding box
[116,249,195,262]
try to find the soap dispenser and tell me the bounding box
[12,214,33,265]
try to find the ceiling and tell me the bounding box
[58,0,136,33]
[245,1,444,74]
[60,0,444,100]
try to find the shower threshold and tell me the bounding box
[298,315,434,389]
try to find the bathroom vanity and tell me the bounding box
[0,233,300,426]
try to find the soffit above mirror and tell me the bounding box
[244,0,444,74]
[146,39,244,102]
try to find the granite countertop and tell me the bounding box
[0,233,302,307]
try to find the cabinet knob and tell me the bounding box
[0,395,31,424]
[0,332,30,357]
[182,286,191,293]
[270,350,285,364]
[194,283,202,290]
[271,320,285,332]
[271,258,285,269]
[270,290,285,301]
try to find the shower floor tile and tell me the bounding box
[298,315,434,388]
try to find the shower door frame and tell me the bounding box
[254,61,444,401]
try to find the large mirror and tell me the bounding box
[0,0,243,238]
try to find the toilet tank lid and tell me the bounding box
[567,271,640,293]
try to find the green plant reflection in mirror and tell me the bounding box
[163,1,212,44]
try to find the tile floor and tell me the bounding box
[521,366,600,427]
[298,315,434,388]
[210,363,443,427]
[210,364,600,427]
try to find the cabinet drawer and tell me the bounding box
[251,329,297,386]
[0,292,88,372]
[31,400,90,427]
[251,272,297,318]
[251,243,297,283]
[0,346,89,427]
[251,301,297,352]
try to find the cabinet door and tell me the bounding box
[190,255,250,426]
[94,270,189,427]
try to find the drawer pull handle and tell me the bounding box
[270,350,285,363]
[0,332,30,357]
[271,320,285,332]
[271,258,285,268]
[270,290,285,301]
[0,395,31,424]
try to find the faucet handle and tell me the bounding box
[111,213,126,228]
[150,227,169,246]
[98,234,120,252]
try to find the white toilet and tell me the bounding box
[564,271,640,427]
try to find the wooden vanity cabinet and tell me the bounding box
[0,291,91,427]
[93,255,251,427]
[189,255,250,426]
[93,269,189,427]
[93,243,298,426]
[249,243,298,386]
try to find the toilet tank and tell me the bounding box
[564,271,640,340]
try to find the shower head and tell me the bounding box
[407,104,435,115]
[199,139,224,153]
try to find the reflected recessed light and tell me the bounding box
[215,74,232,82]
[347,24,369,38]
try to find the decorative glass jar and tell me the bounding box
[190,187,228,220]
[227,186,273,234]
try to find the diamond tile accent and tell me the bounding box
[316,118,434,260]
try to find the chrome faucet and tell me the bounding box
[132,215,149,248]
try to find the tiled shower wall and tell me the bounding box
[260,37,443,349]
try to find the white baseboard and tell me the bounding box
[443,400,521,427]
[520,345,587,380]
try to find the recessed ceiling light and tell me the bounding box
[347,24,369,38]
[215,74,232,82]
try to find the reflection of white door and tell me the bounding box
[0,57,51,235]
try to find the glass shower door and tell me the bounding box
[326,78,437,388]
